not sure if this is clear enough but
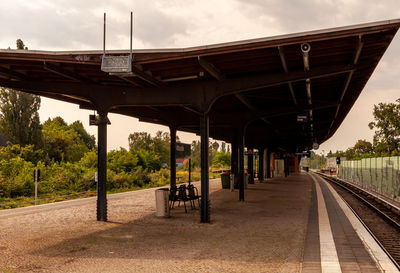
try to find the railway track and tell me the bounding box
[316,173,400,269]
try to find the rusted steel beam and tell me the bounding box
[131,65,163,87]
[328,35,364,136]
[43,61,95,83]
[198,56,224,80]
[278,46,297,105]
[235,93,272,125]
[0,63,354,112]
[0,66,29,80]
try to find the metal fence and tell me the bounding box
[337,157,400,202]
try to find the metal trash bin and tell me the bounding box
[221,173,230,189]
[155,188,170,217]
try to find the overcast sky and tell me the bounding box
[1,0,400,153]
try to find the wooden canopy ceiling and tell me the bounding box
[0,19,399,151]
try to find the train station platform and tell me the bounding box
[0,174,397,272]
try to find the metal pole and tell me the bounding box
[381,156,383,194]
[231,134,239,188]
[200,114,210,223]
[97,112,108,221]
[248,148,254,184]
[370,157,372,190]
[361,158,363,188]
[392,156,394,197]
[130,11,133,60]
[170,127,177,188]
[103,13,106,56]
[239,130,245,201]
[266,149,271,178]
[34,170,38,206]
[188,158,191,185]
[259,148,264,181]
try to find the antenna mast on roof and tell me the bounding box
[103,13,106,57]
[101,12,133,73]
[130,11,133,60]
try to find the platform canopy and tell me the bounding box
[0,19,399,151]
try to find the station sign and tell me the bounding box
[295,152,310,157]
[297,112,308,123]
[101,55,132,73]
[176,143,191,159]
[89,114,97,126]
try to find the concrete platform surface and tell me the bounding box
[0,173,388,273]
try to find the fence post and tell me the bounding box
[369,157,372,190]
[360,160,362,185]
[381,156,383,194]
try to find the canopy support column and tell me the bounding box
[97,112,108,222]
[200,114,210,223]
[231,135,239,189]
[258,147,264,181]
[266,150,271,179]
[239,131,245,201]
[170,126,176,188]
[248,148,254,184]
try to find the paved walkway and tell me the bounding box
[1,173,391,272]
[0,176,310,272]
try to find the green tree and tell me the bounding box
[353,139,373,155]
[70,121,96,150]
[128,131,177,166]
[128,132,153,151]
[42,117,92,162]
[191,140,200,168]
[0,40,41,147]
[153,131,171,165]
[212,151,231,168]
[368,99,400,155]
[0,87,42,147]
[0,143,47,165]
[16,39,28,50]
[108,148,138,173]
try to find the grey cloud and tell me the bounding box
[234,0,400,95]
[0,0,188,50]
[234,0,400,33]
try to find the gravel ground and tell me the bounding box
[0,174,312,273]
